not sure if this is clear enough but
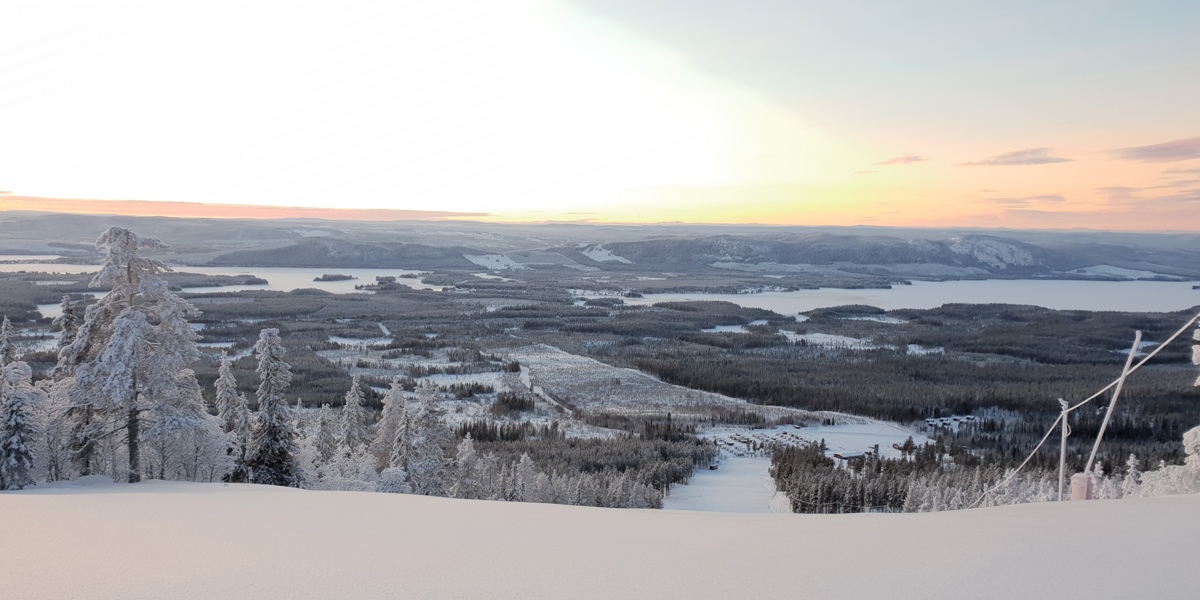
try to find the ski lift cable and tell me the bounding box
[969,411,1063,508]
[970,311,1200,508]
[1066,312,1199,413]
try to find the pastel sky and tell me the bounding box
[1,0,1198,229]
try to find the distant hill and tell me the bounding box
[209,238,479,270]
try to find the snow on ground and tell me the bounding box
[3,482,1197,600]
[786,422,928,459]
[842,315,908,324]
[666,423,928,515]
[1071,264,1176,280]
[1117,340,1160,357]
[463,254,526,270]
[703,423,927,461]
[907,343,945,355]
[578,244,633,264]
[663,456,790,514]
[472,272,516,281]
[778,330,888,350]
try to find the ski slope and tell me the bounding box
[2,481,1197,599]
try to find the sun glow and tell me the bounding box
[0,0,857,221]
[1,1,1196,229]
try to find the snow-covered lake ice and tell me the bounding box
[591,279,1200,313]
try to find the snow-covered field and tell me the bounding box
[3,481,1197,599]
[506,343,850,422]
[463,254,526,270]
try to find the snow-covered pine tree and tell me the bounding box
[339,375,369,452]
[215,353,251,483]
[62,227,212,483]
[52,296,80,354]
[1,361,46,490]
[247,328,300,487]
[371,378,406,470]
[0,316,19,366]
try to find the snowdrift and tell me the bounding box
[2,481,1198,599]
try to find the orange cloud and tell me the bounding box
[0,196,489,221]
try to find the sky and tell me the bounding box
[1,0,1198,230]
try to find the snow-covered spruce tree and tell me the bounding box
[371,378,406,470]
[449,433,481,499]
[0,316,19,366]
[215,353,251,482]
[315,403,338,464]
[514,452,537,502]
[246,328,300,487]
[1138,425,1200,496]
[53,296,80,353]
[388,398,412,473]
[403,382,452,496]
[339,375,369,453]
[1,361,46,490]
[1121,454,1142,497]
[60,227,220,483]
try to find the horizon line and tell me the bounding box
[1,195,1197,234]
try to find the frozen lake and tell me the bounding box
[3,263,442,299]
[612,279,1200,314]
[8,261,1197,313]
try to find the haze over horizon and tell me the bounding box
[2,1,1198,231]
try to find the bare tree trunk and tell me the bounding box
[127,408,141,483]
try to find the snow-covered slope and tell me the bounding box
[577,244,633,264]
[3,481,1198,599]
[948,235,1037,269]
[463,254,526,270]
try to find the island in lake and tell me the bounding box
[314,273,356,282]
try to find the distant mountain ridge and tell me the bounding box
[202,232,1200,280]
[209,238,478,270]
[582,234,1048,272]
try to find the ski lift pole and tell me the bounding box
[1085,331,1141,476]
[1058,398,1070,502]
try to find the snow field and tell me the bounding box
[463,254,526,270]
[507,344,848,423]
[701,423,926,461]
[3,482,1198,600]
